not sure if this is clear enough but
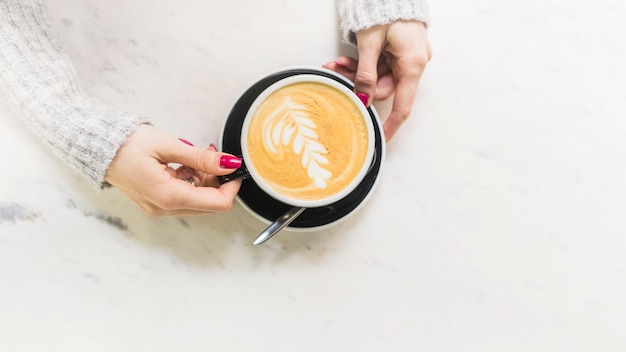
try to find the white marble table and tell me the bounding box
[2,0,626,351]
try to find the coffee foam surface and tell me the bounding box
[246,81,369,202]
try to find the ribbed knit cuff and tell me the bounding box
[338,0,430,44]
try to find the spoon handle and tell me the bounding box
[253,207,306,246]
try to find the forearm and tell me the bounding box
[337,0,430,43]
[0,0,149,189]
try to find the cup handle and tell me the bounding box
[217,158,250,184]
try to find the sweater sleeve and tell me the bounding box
[0,0,150,189]
[337,0,430,44]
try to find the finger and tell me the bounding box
[334,55,358,71]
[374,73,395,100]
[154,177,242,213]
[194,144,222,187]
[355,28,385,105]
[159,138,242,176]
[381,22,431,141]
[322,61,356,82]
[333,56,390,81]
[198,174,221,188]
[383,68,423,141]
[175,166,195,180]
[144,206,217,217]
[377,56,392,77]
[326,57,392,100]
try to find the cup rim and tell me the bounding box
[239,73,376,208]
[219,66,386,231]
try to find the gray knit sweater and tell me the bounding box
[0,0,429,189]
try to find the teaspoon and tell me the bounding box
[253,207,306,246]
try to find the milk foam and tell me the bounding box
[261,96,332,189]
[246,81,369,201]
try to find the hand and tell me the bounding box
[324,20,431,141]
[105,125,242,216]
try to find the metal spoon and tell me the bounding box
[253,207,306,246]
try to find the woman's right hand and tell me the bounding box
[105,125,242,217]
[324,20,432,141]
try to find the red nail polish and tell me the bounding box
[178,138,194,146]
[220,155,242,169]
[356,92,369,106]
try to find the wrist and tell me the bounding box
[339,0,430,44]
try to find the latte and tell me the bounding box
[243,77,372,205]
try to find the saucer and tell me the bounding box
[220,67,385,230]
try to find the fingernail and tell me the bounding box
[356,92,369,106]
[178,138,194,146]
[219,155,242,169]
[209,143,217,150]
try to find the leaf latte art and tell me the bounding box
[262,96,331,189]
[246,81,370,202]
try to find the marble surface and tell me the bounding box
[1,0,626,350]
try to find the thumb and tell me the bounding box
[354,27,385,106]
[161,139,242,176]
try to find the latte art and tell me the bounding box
[245,80,371,203]
[262,96,331,189]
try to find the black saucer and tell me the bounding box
[221,68,384,229]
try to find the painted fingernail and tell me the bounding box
[356,92,369,106]
[178,138,194,146]
[219,155,242,169]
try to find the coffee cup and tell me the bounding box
[220,67,385,230]
[237,74,375,208]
